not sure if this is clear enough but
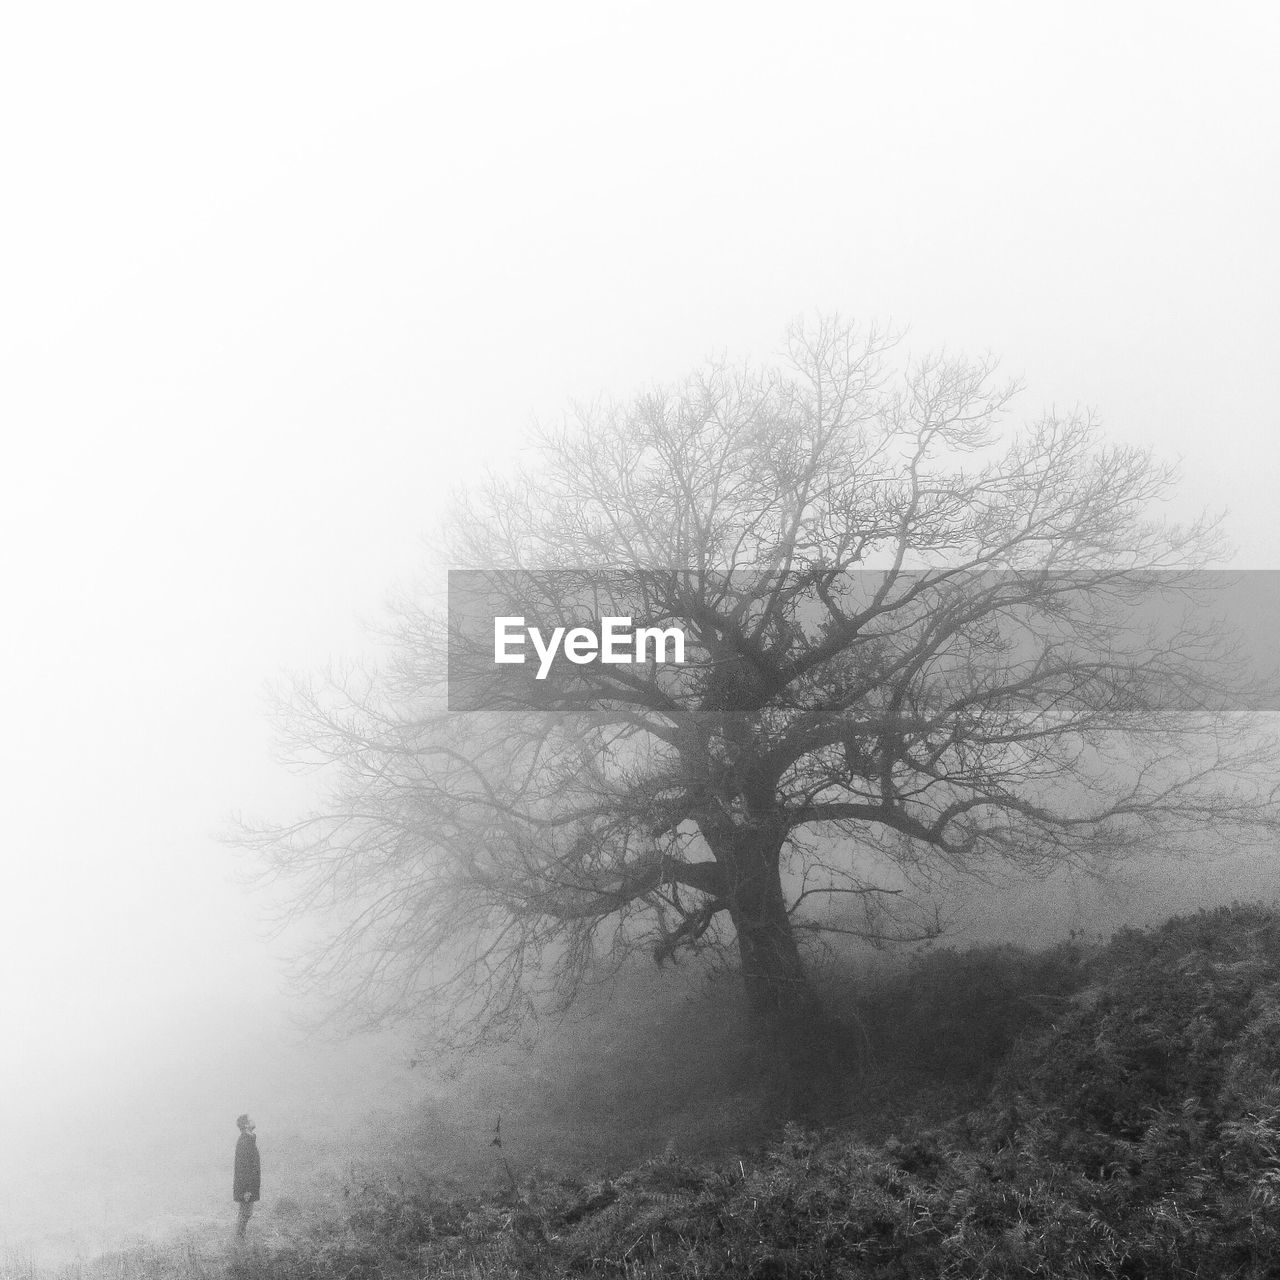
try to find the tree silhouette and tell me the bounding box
[243,317,1278,1107]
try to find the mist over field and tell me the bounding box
[2,833,1277,1267]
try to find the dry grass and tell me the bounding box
[16,902,1280,1279]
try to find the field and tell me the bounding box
[10,900,1280,1279]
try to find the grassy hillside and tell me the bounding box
[24,899,1280,1280]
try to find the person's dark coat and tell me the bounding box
[234,1132,261,1203]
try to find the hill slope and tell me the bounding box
[61,901,1280,1280]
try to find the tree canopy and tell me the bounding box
[243,317,1279,1103]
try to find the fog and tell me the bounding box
[1,0,1277,1267]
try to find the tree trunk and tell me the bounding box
[721,827,852,1116]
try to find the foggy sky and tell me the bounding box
[0,0,1277,1254]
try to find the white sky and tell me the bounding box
[0,0,1277,1139]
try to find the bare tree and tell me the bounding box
[241,317,1278,1103]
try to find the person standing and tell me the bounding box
[233,1114,261,1238]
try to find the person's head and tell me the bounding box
[236,1114,255,1134]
